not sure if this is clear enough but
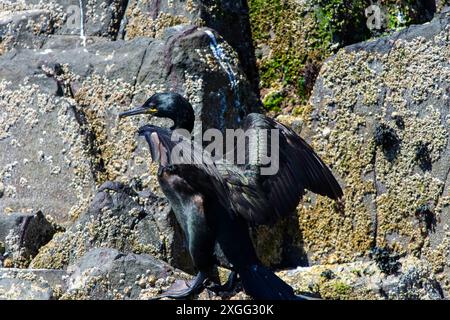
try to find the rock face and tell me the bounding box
[0,248,240,300]
[0,14,258,224]
[0,0,127,52]
[30,181,193,273]
[278,256,444,300]
[123,0,260,94]
[0,268,67,299]
[0,211,56,267]
[1,0,259,96]
[248,0,439,112]
[0,248,192,300]
[284,10,450,296]
[2,250,444,300]
[62,247,191,300]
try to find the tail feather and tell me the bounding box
[239,265,303,300]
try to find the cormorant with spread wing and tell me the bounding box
[119,92,343,300]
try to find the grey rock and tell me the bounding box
[0,9,50,52]
[0,25,257,225]
[0,211,56,267]
[295,10,450,295]
[122,0,260,96]
[0,278,53,300]
[385,265,444,300]
[134,203,193,273]
[437,1,450,13]
[1,0,260,97]
[0,0,128,52]
[56,0,127,38]
[0,268,67,300]
[0,84,97,224]
[278,257,444,300]
[29,181,193,273]
[63,247,191,300]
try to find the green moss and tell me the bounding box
[262,91,284,112]
[248,0,437,113]
[249,0,329,109]
[249,0,371,110]
[332,281,352,295]
[314,0,371,47]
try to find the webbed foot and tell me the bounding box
[151,271,207,300]
[206,271,238,294]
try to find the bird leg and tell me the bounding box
[206,271,238,294]
[151,271,208,300]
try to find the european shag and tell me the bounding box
[119,92,343,300]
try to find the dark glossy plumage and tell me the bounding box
[219,113,343,224]
[120,92,343,300]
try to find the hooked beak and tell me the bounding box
[119,105,157,118]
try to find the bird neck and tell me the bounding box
[171,117,194,133]
[170,102,195,133]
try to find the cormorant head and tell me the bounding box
[119,92,195,132]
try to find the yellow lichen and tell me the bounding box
[284,26,449,276]
[125,5,192,40]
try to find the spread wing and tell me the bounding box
[138,125,231,212]
[223,113,343,225]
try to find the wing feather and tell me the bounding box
[138,125,232,215]
[138,116,343,226]
[226,113,343,224]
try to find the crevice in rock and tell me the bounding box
[111,0,130,40]
[371,150,379,249]
[198,0,261,101]
[18,215,33,248]
[163,25,199,91]
[42,63,107,184]
[68,101,107,184]
[129,40,151,104]
[150,0,162,20]
[439,163,450,202]
[419,0,437,22]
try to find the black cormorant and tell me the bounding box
[119,92,343,300]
